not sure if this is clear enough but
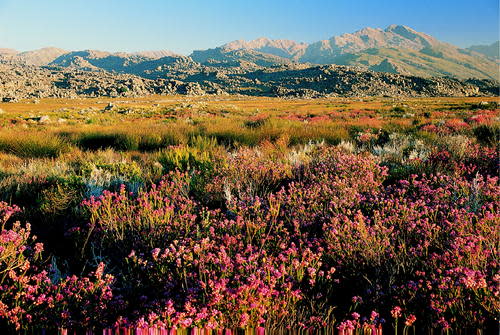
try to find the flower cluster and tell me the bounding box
[0,202,114,330]
[1,139,497,332]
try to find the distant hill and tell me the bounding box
[132,50,180,59]
[1,25,498,81]
[466,41,499,60]
[0,47,68,66]
[0,48,17,55]
[190,47,291,69]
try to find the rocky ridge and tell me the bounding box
[0,62,497,100]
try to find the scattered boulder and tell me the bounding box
[39,115,50,123]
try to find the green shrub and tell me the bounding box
[158,146,214,173]
[390,106,407,115]
[473,124,499,146]
[77,133,139,151]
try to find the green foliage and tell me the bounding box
[137,133,182,151]
[157,146,215,173]
[473,124,499,146]
[77,132,139,151]
[390,106,407,115]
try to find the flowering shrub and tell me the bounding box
[421,119,471,135]
[0,202,114,331]
[324,173,499,328]
[205,141,295,205]
[1,137,498,332]
[72,144,500,331]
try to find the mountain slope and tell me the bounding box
[466,41,499,60]
[0,48,17,55]
[301,25,438,63]
[209,25,498,80]
[298,25,498,80]
[190,47,291,69]
[49,49,193,78]
[0,47,67,65]
[15,47,67,65]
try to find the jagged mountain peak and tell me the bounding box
[385,24,415,33]
[222,37,308,59]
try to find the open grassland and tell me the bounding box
[0,95,498,154]
[0,96,498,333]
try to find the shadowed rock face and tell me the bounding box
[369,59,409,75]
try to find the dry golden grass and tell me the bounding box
[0,95,498,116]
[0,95,497,158]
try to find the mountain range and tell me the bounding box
[1,25,498,81]
[0,25,498,100]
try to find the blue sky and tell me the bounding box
[0,0,498,54]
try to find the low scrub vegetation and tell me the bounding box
[0,96,497,333]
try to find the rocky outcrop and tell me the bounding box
[369,59,408,75]
[190,48,290,69]
[0,63,184,99]
[0,62,497,100]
